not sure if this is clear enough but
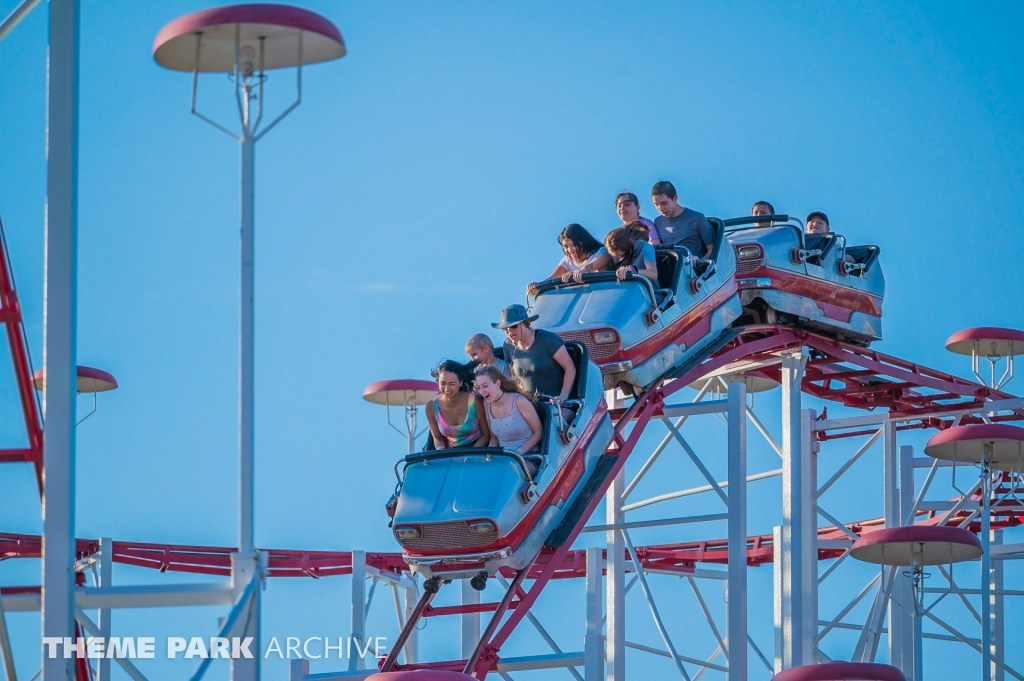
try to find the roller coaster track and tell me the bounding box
[0,217,43,491]
[2,218,1022,678]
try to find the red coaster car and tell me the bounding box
[725,215,884,344]
[529,218,742,391]
[389,342,614,581]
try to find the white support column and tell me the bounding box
[605,469,625,681]
[883,427,902,669]
[403,578,418,665]
[461,579,480,659]
[585,546,604,681]
[889,444,914,677]
[772,525,782,675]
[289,658,309,681]
[41,1,79,678]
[239,132,256,554]
[981,470,992,681]
[229,551,262,681]
[801,408,817,659]
[727,381,747,680]
[350,551,366,671]
[97,537,113,681]
[780,350,811,669]
[990,529,1004,681]
[0,577,15,681]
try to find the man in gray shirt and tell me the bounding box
[651,180,715,258]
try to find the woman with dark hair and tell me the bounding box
[574,221,657,283]
[424,359,490,449]
[616,191,661,244]
[474,365,543,462]
[527,223,608,296]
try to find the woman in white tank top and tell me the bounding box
[474,365,542,458]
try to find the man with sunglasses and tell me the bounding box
[493,304,577,424]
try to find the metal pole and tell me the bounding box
[461,579,480,659]
[990,529,1004,681]
[779,351,808,668]
[228,551,261,681]
[0,0,40,43]
[913,596,922,681]
[620,530,689,681]
[0,583,16,681]
[772,525,782,675]
[884,430,909,673]
[980,467,992,681]
[41,1,79,677]
[403,578,418,664]
[239,131,256,554]
[585,547,604,681]
[801,407,817,657]
[97,538,113,681]
[407,401,417,455]
[350,551,366,671]
[896,446,915,679]
[726,381,747,680]
[605,469,625,681]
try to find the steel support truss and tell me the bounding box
[5,309,1024,680]
[810,397,1024,681]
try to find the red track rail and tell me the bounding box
[0,218,43,491]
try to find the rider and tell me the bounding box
[466,333,512,379]
[806,211,830,234]
[527,224,607,296]
[493,304,576,424]
[604,222,659,282]
[424,360,491,449]
[752,200,775,227]
[474,365,543,470]
[615,191,661,244]
[806,211,856,262]
[651,180,714,258]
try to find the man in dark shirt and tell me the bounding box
[650,180,715,258]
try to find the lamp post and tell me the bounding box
[153,6,344,679]
[153,2,345,555]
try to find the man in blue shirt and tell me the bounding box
[650,180,715,258]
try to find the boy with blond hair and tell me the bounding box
[466,333,512,379]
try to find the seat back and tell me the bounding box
[706,217,725,264]
[562,340,588,400]
[536,398,554,455]
[803,233,837,265]
[845,245,881,274]
[654,247,683,291]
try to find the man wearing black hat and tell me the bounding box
[806,211,830,234]
[805,211,855,263]
[493,304,577,422]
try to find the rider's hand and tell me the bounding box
[560,272,574,283]
[615,266,630,281]
[527,282,539,296]
[571,270,585,283]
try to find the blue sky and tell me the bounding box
[1,1,1023,679]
